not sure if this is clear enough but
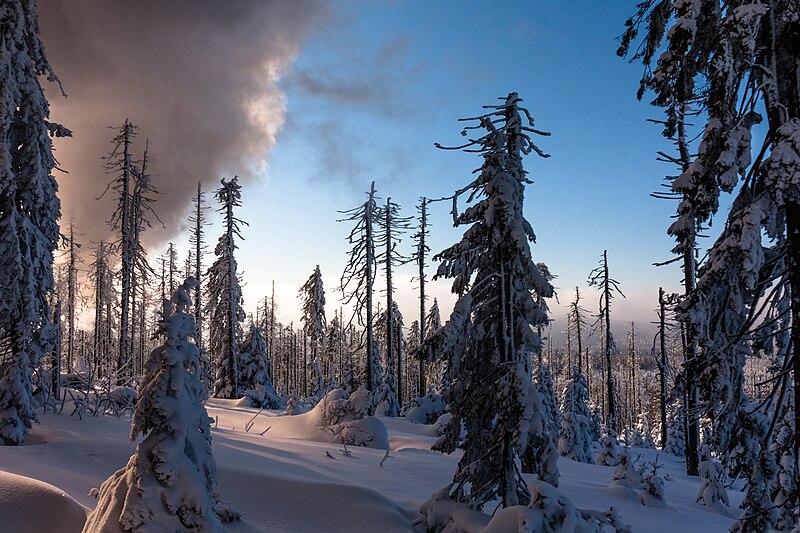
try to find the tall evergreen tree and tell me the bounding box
[0,0,69,445]
[188,182,209,377]
[84,278,239,530]
[588,250,625,432]
[419,93,556,514]
[300,265,326,386]
[376,197,412,409]
[618,0,800,480]
[207,177,247,399]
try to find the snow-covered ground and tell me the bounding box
[0,400,743,532]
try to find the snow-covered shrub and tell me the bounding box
[696,445,729,508]
[405,391,446,424]
[317,387,388,448]
[596,428,621,466]
[432,412,451,437]
[84,279,239,532]
[611,448,642,491]
[639,457,667,507]
[420,481,631,533]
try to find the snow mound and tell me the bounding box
[0,470,87,532]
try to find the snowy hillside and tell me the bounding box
[0,401,743,532]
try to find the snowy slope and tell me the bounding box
[0,401,744,532]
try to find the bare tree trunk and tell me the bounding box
[658,288,668,450]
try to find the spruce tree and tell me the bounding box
[300,265,326,387]
[84,278,239,531]
[207,177,247,399]
[0,0,69,445]
[420,93,555,512]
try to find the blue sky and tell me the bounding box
[222,1,705,329]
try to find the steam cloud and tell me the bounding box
[39,0,325,247]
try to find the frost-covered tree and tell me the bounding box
[588,250,624,432]
[375,301,404,415]
[188,182,210,389]
[83,278,239,531]
[376,197,412,408]
[664,399,686,457]
[0,0,68,445]
[238,323,279,409]
[596,428,622,467]
[559,370,594,463]
[300,265,326,385]
[536,364,560,435]
[619,0,800,481]
[419,93,555,512]
[696,445,729,509]
[339,182,381,394]
[771,397,796,531]
[207,177,247,399]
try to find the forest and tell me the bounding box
[0,1,798,532]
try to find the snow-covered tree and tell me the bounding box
[559,369,594,463]
[375,301,404,415]
[596,428,621,467]
[188,182,210,390]
[239,324,279,409]
[207,177,247,399]
[611,448,642,491]
[664,399,686,457]
[83,278,239,531]
[620,0,800,480]
[639,458,667,507]
[412,196,430,396]
[588,250,624,432]
[536,364,560,435]
[696,445,729,509]
[0,0,68,445]
[419,93,555,513]
[376,197,412,408]
[770,397,796,531]
[300,265,326,386]
[339,182,380,393]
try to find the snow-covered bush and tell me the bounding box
[639,458,667,507]
[317,387,388,448]
[84,278,239,532]
[405,391,446,424]
[596,428,621,466]
[422,481,631,533]
[611,448,642,491]
[696,445,728,509]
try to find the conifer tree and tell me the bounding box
[419,93,555,512]
[0,0,68,445]
[412,197,430,396]
[84,278,239,531]
[339,182,381,393]
[188,182,209,356]
[588,250,625,432]
[558,370,594,464]
[238,323,279,408]
[619,0,800,481]
[300,265,326,387]
[207,177,247,399]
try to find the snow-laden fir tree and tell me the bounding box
[596,427,621,466]
[696,445,729,509]
[238,323,280,409]
[536,364,560,435]
[0,0,69,445]
[611,448,642,491]
[83,278,239,532]
[207,177,247,399]
[418,92,556,512]
[374,301,404,415]
[664,399,686,457]
[558,369,594,463]
[339,182,381,394]
[770,396,796,531]
[639,458,667,507]
[620,0,800,481]
[419,298,445,392]
[300,265,326,387]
